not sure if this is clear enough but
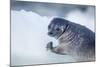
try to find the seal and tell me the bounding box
[47,18,95,61]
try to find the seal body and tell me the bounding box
[47,18,95,61]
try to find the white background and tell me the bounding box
[0,0,99,67]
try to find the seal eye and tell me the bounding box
[56,28,60,31]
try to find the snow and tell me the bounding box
[11,10,76,66]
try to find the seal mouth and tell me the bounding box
[48,32,60,39]
[48,32,57,37]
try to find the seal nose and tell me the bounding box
[48,32,53,35]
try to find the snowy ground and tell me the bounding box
[11,9,95,66]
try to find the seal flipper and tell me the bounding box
[52,47,67,55]
[46,41,53,51]
[46,42,67,55]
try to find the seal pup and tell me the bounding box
[47,18,95,61]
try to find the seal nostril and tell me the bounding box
[48,32,53,35]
